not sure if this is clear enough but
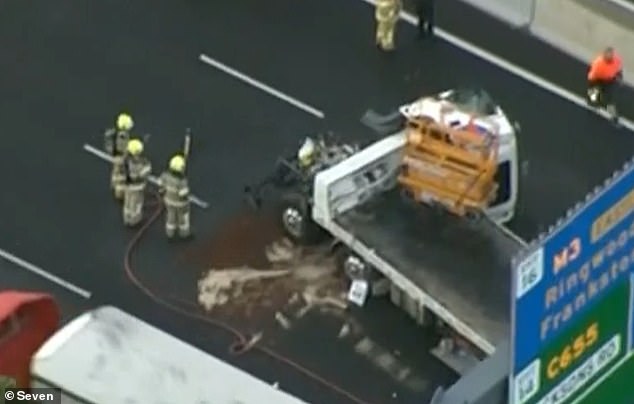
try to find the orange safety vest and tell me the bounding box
[588,53,623,81]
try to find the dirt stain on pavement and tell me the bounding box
[182,208,283,269]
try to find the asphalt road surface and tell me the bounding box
[1,0,634,403]
[0,259,89,324]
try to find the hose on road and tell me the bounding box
[123,191,373,404]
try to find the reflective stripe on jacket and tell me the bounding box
[104,129,131,155]
[159,171,190,207]
[126,157,151,184]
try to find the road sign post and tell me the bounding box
[509,158,634,404]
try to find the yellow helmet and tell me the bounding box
[127,139,144,156]
[116,113,134,131]
[169,154,186,173]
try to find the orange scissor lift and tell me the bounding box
[397,113,499,218]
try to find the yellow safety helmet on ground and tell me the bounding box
[169,154,186,173]
[127,139,144,156]
[116,113,134,131]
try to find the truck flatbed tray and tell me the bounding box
[335,189,522,347]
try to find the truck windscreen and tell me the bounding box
[447,88,497,116]
[491,160,511,206]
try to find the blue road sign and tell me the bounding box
[509,159,634,404]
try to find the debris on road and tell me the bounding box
[246,332,263,348]
[338,323,351,339]
[190,210,428,392]
[265,238,297,263]
[196,231,349,325]
[274,311,291,329]
[354,337,430,392]
[198,268,290,311]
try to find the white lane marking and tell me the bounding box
[199,53,326,119]
[358,0,634,132]
[82,144,210,209]
[0,248,92,299]
[604,0,634,14]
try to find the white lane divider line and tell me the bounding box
[199,53,326,119]
[604,0,634,14]
[358,0,634,133]
[0,248,92,299]
[82,144,210,209]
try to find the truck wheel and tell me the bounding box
[337,249,379,281]
[280,193,320,245]
[339,251,370,280]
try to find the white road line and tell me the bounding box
[358,0,634,133]
[604,0,634,14]
[82,144,210,209]
[198,53,326,119]
[0,248,92,299]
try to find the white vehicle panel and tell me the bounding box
[31,306,310,404]
[399,91,515,143]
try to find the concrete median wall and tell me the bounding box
[455,0,534,27]
[452,0,634,87]
[529,0,634,87]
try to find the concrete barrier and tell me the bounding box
[456,0,534,27]
[529,0,634,87]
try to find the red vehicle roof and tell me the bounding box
[0,290,59,388]
[0,290,54,320]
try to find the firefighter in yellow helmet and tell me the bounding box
[158,154,191,239]
[104,113,134,200]
[375,0,402,51]
[122,138,151,227]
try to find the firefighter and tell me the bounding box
[587,47,623,123]
[375,0,402,51]
[122,139,151,227]
[104,113,134,200]
[158,154,191,239]
[415,0,435,38]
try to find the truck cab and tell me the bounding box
[399,87,519,224]
[246,88,520,244]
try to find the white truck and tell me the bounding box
[31,306,310,404]
[245,88,526,373]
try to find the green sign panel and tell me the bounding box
[538,282,630,403]
[513,280,634,404]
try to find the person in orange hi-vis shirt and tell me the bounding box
[587,47,623,124]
